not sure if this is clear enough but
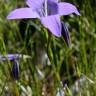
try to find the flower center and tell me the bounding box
[38,0,58,17]
[38,0,48,17]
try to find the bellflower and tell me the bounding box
[7,0,80,37]
[0,54,20,80]
[0,54,31,80]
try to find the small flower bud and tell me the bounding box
[11,60,19,80]
[61,22,71,47]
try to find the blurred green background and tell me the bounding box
[0,0,96,96]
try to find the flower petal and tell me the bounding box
[26,0,44,10]
[41,15,61,37]
[58,2,80,16]
[12,60,19,80]
[0,54,31,61]
[61,22,70,47]
[7,8,40,19]
[0,54,19,61]
[48,0,58,3]
[47,0,58,15]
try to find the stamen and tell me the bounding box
[37,4,45,17]
[41,7,45,16]
[44,0,48,16]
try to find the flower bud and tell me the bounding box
[11,60,19,80]
[61,22,70,47]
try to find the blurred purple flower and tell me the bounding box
[7,0,80,37]
[0,54,20,80]
[0,54,31,80]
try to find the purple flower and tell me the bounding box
[0,54,31,80]
[7,0,80,37]
[0,54,20,80]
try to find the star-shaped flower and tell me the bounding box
[7,0,80,37]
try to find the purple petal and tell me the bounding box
[47,0,58,15]
[61,22,70,47]
[0,54,15,61]
[7,8,40,19]
[7,54,20,60]
[0,54,22,61]
[41,15,61,37]
[26,0,44,10]
[12,60,19,80]
[48,0,58,3]
[58,2,80,16]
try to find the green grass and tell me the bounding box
[0,0,96,96]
